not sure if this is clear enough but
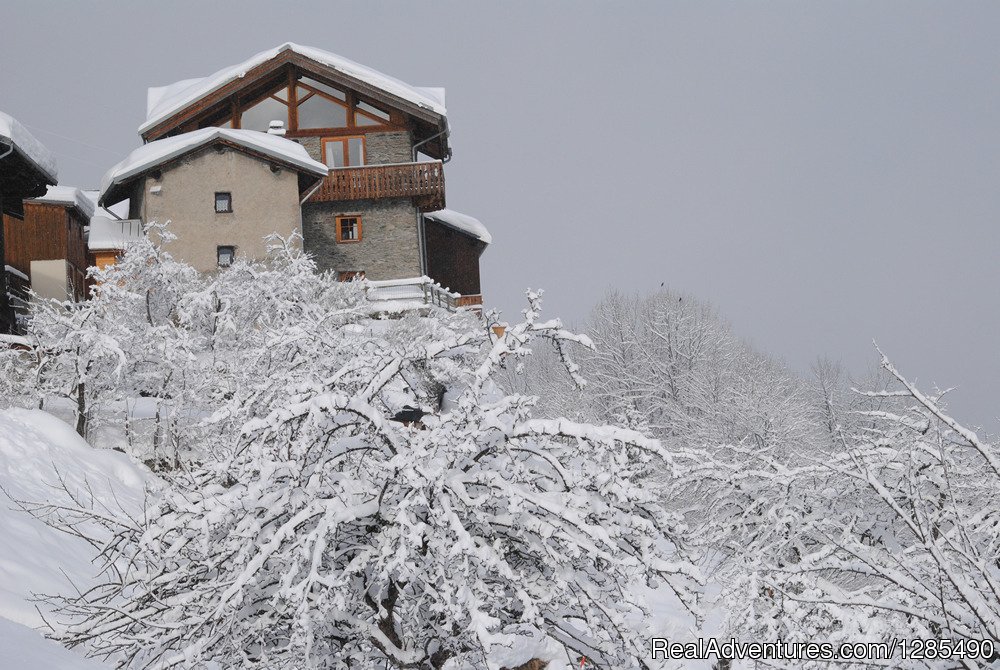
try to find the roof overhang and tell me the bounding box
[0,141,55,218]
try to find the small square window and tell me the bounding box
[215,192,233,213]
[336,216,361,243]
[217,246,235,267]
[338,270,365,282]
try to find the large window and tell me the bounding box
[232,73,395,134]
[240,96,289,132]
[323,137,365,168]
[336,215,361,243]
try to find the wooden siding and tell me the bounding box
[311,161,445,212]
[424,217,485,297]
[3,202,89,301]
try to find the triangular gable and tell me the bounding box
[140,44,447,142]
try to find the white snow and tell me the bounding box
[4,265,28,282]
[425,208,492,244]
[0,617,109,670]
[0,408,151,628]
[0,111,58,183]
[29,186,95,219]
[81,189,129,221]
[87,216,144,251]
[140,43,446,135]
[99,127,328,202]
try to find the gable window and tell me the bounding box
[338,270,365,282]
[323,137,365,168]
[336,215,361,243]
[222,71,399,131]
[240,94,290,132]
[217,245,235,267]
[215,192,233,213]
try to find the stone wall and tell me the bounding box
[302,197,421,280]
[295,131,412,165]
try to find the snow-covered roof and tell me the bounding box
[0,111,58,183]
[82,189,130,221]
[141,43,447,136]
[27,185,95,219]
[88,216,144,252]
[100,128,329,204]
[425,208,492,244]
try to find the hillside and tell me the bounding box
[0,408,150,669]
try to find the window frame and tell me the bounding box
[335,215,362,243]
[322,136,366,168]
[225,70,399,134]
[217,245,235,268]
[215,192,233,214]
[337,270,366,282]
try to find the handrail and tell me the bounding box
[362,275,475,312]
[311,161,445,210]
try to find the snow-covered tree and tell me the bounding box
[717,351,1000,668]
[32,264,701,669]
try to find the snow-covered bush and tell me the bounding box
[23,244,701,668]
[717,352,1000,667]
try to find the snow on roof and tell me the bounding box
[0,111,58,183]
[100,128,329,203]
[140,43,447,135]
[88,216,144,252]
[28,185,95,219]
[82,189,130,221]
[425,208,492,244]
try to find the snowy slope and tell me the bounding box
[0,408,151,669]
[0,617,108,670]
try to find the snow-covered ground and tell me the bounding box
[0,408,151,668]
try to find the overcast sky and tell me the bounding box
[3,1,999,431]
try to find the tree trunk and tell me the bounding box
[75,380,87,438]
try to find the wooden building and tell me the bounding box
[3,186,94,304]
[127,43,489,305]
[1,112,58,333]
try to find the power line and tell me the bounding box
[23,123,123,157]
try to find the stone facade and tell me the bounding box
[131,146,303,272]
[302,197,421,280]
[295,131,412,166]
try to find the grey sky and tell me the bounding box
[3,1,999,430]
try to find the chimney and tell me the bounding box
[267,120,287,136]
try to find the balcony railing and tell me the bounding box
[363,276,480,313]
[310,161,445,211]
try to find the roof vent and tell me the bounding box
[267,120,287,136]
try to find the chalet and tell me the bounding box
[0,112,58,333]
[105,43,489,304]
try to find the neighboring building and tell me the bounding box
[3,186,94,304]
[99,128,328,272]
[0,112,58,333]
[87,215,144,286]
[132,43,490,303]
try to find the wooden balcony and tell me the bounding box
[310,161,445,211]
